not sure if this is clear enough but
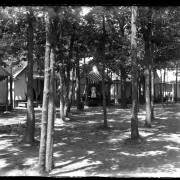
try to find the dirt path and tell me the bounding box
[0,103,180,177]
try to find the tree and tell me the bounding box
[130,6,140,139]
[56,6,84,118]
[101,13,108,128]
[139,7,153,128]
[22,6,36,144]
[38,6,58,174]
[110,6,131,108]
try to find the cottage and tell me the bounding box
[155,68,180,102]
[10,61,44,107]
[0,66,12,111]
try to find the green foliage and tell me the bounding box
[0,6,180,76]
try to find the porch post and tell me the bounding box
[115,82,118,104]
[10,75,13,110]
[85,75,88,106]
[6,76,8,111]
[172,83,174,102]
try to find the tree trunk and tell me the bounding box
[59,65,65,120]
[66,34,75,113]
[23,6,35,144]
[64,65,70,116]
[38,7,58,174]
[70,66,75,106]
[151,68,155,120]
[85,74,88,106]
[121,67,127,108]
[38,33,51,175]
[130,6,139,139]
[67,73,73,112]
[144,7,152,128]
[46,47,56,172]
[75,48,81,111]
[144,40,152,127]
[102,14,108,128]
[175,65,178,103]
[137,74,140,112]
[163,68,166,101]
[145,65,152,127]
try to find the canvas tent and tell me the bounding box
[82,66,112,106]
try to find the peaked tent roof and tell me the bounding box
[87,66,112,84]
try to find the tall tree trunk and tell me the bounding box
[59,64,65,120]
[85,74,88,106]
[163,68,166,100]
[83,54,88,106]
[175,65,178,103]
[102,14,108,128]
[151,68,155,120]
[65,34,75,115]
[75,47,81,111]
[67,71,73,112]
[70,66,75,106]
[46,47,56,172]
[38,29,51,175]
[38,7,58,174]
[23,6,35,144]
[130,6,139,139]
[64,65,70,116]
[119,17,127,109]
[151,7,155,119]
[106,67,110,107]
[145,64,152,127]
[137,71,141,112]
[121,67,127,108]
[144,7,152,128]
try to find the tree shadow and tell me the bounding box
[0,104,180,176]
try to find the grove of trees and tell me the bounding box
[0,5,180,174]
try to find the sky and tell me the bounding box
[81,6,92,16]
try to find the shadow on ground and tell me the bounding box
[0,103,180,177]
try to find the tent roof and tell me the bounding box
[87,70,112,84]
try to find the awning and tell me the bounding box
[87,71,111,84]
[88,71,102,84]
[33,71,59,80]
[33,71,44,79]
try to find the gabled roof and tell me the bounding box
[0,66,11,77]
[154,71,161,83]
[0,66,11,82]
[12,61,28,78]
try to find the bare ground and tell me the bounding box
[0,103,180,177]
